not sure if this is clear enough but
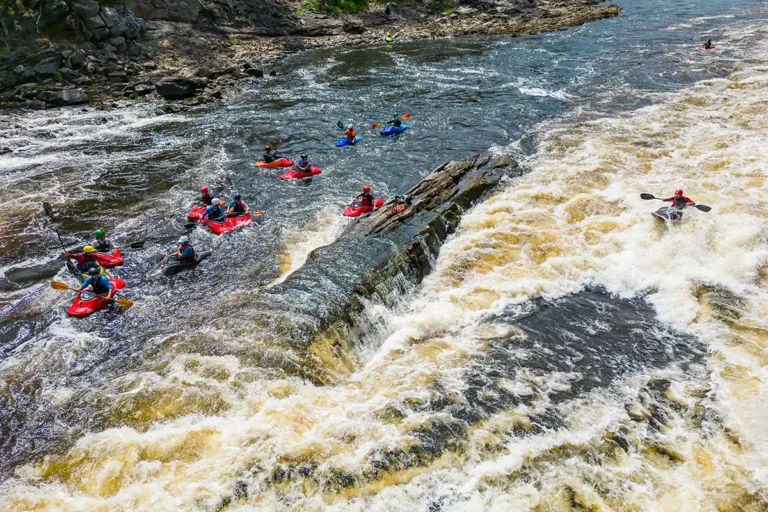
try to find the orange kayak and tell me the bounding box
[254,158,294,168]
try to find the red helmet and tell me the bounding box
[362,186,371,192]
[201,186,209,193]
[674,189,683,196]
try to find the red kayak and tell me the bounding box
[343,198,384,217]
[697,45,716,49]
[67,278,126,318]
[203,213,252,235]
[92,249,123,268]
[280,167,322,180]
[187,204,207,221]
[254,158,294,168]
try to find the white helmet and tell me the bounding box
[212,198,221,205]
[347,124,353,129]
[178,236,189,244]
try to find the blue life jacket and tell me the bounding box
[203,205,225,221]
[82,275,111,295]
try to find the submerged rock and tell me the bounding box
[155,76,203,99]
[39,88,88,106]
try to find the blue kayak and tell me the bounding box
[380,124,409,136]
[336,135,362,147]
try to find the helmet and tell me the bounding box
[178,236,189,244]
[94,229,106,238]
[265,145,270,151]
[301,154,308,160]
[200,186,209,193]
[347,124,353,130]
[212,198,221,205]
[363,186,371,192]
[233,193,241,200]
[83,245,95,253]
[675,189,684,196]
[87,266,100,276]
[393,112,398,117]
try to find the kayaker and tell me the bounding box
[344,124,357,145]
[387,112,402,127]
[79,266,114,300]
[263,145,282,163]
[200,186,214,206]
[354,186,374,207]
[385,31,394,43]
[168,236,196,263]
[201,198,226,222]
[65,245,101,274]
[703,38,713,49]
[292,154,311,173]
[226,193,250,216]
[92,229,116,253]
[663,189,696,209]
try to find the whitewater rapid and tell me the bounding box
[2,4,768,512]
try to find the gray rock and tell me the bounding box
[34,61,61,78]
[69,52,86,69]
[27,100,48,110]
[17,68,38,84]
[155,76,202,99]
[108,71,129,83]
[39,0,70,29]
[127,43,143,57]
[92,27,111,41]
[342,21,366,34]
[243,63,264,77]
[82,14,106,30]
[40,88,88,106]
[99,7,121,28]
[109,19,129,38]
[59,67,77,81]
[14,65,26,74]
[61,50,72,59]
[101,43,117,54]
[70,0,100,19]
[108,36,127,51]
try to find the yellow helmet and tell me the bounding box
[83,245,95,253]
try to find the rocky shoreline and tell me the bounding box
[0,0,619,111]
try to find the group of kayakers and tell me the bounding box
[64,230,119,299]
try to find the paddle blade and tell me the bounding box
[50,281,71,290]
[253,210,264,216]
[371,123,381,129]
[402,113,411,120]
[43,202,54,217]
[640,193,656,200]
[337,120,344,130]
[114,297,134,308]
[130,241,145,249]
[695,204,711,212]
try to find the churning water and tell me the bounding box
[1,0,767,510]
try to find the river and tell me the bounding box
[1,0,767,509]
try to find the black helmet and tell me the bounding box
[233,193,242,200]
[301,154,308,160]
[87,267,100,276]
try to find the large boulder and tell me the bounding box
[34,59,61,79]
[38,0,70,29]
[39,88,88,106]
[70,0,100,18]
[155,77,203,99]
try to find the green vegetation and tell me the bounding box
[304,0,369,14]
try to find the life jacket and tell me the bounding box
[671,196,690,209]
[360,193,374,206]
[201,193,213,206]
[88,275,111,295]
[179,243,195,263]
[230,200,247,214]
[345,129,356,139]
[205,206,224,221]
[264,150,278,163]
[296,160,310,172]
[392,118,401,127]
[93,238,112,253]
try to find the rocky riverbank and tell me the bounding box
[0,0,619,110]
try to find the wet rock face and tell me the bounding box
[155,77,205,99]
[225,154,520,384]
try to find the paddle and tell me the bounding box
[372,113,411,129]
[640,193,711,212]
[43,202,78,274]
[337,120,344,130]
[50,281,133,308]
